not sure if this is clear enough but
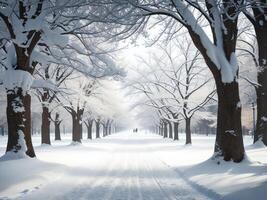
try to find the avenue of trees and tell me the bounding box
[0,0,267,163]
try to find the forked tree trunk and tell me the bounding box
[173,122,179,140]
[168,122,173,139]
[41,106,51,145]
[215,81,244,162]
[254,29,267,145]
[185,118,191,144]
[6,89,35,157]
[163,122,168,138]
[96,120,100,138]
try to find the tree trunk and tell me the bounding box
[41,106,51,145]
[187,16,244,162]
[214,81,244,162]
[163,122,168,138]
[6,89,35,157]
[168,122,173,139]
[254,29,267,145]
[96,120,100,138]
[79,123,83,140]
[72,114,81,143]
[102,124,106,137]
[108,124,112,135]
[173,122,179,140]
[87,122,93,139]
[54,113,61,141]
[54,122,61,141]
[185,118,191,144]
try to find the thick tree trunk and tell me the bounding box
[254,29,267,145]
[168,122,173,139]
[187,14,244,162]
[214,81,244,162]
[41,106,51,145]
[72,115,81,143]
[86,122,93,139]
[173,122,179,140]
[96,120,100,138]
[163,122,168,138]
[6,89,35,157]
[185,118,191,144]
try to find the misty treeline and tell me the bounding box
[0,0,266,163]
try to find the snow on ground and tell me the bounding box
[0,131,266,200]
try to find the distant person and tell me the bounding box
[136,128,138,133]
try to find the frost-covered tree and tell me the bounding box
[0,0,123,158]
[243,2,267,145]
[63,76,99,143]
[99,0,245,162]
[34,63,73,145]
[130,37,215,144]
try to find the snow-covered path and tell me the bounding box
[0,132,214,200]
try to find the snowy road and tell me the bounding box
[1,131,267,200]
[1,132,215,200]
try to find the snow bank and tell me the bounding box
[0,130,28,161]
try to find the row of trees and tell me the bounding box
[0,0,126,159]
[1,0,267,163]
[102,0,267,162]
[129,37,216,144]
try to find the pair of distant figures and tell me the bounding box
[133,128,138,133]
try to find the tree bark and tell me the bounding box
[254,28,267,145]
[185,118,191,144]
[163,122,168,138]
[54,122,61,140]
[41,106,51,145]
[96,120,100,138]
[173,122,179,140]
[72,114,81,143]
[86,121,93,139]
[79,123,83,140]
[6,89,35,157]
[214,81,244,162]
[168,122,173,139]
[108,123,112,135]
[54,113,61,141]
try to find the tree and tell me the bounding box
[35,63,73,145]
[103,0,245,162]
[0,0,124,158]
[243,2,267,145]
[53,112,62,141]
[63,77,98,143]
[129,37,215,144]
